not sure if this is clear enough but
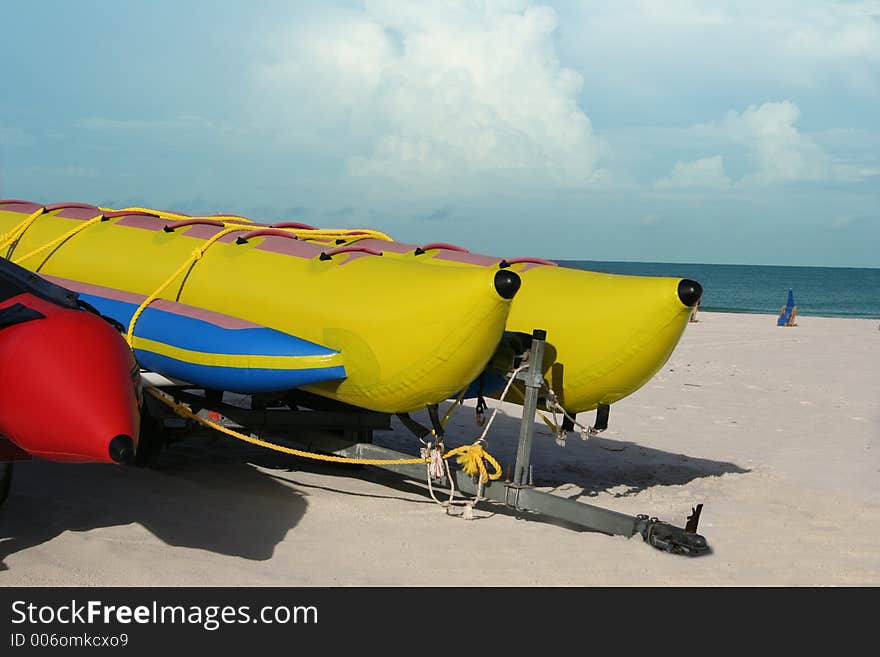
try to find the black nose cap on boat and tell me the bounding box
[494,269,521,300]
[109,434,135,464]
[678,279,703,308]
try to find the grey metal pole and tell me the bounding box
[512,329,546,487]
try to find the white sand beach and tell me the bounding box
[1,311,878,586]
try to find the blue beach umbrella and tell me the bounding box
[777,288,795,326]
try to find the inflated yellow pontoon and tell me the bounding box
[294,235,701,416]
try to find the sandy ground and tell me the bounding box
[1,311,878,586]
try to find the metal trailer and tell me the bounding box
[143,329,710,556]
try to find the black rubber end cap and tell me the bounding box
[494,269,521,300]
[109,434,135,464]
[677,279,703,307]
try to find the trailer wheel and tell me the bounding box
[0,463,12,508]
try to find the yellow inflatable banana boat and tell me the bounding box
[0,200,519,414]
[0,200,701,421]
[230,221,701,416]
[318,236,702,415]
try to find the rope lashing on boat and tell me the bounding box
[423,362,526,500]
[2,204,393,269]
[125,225,247,347]
[455,440,499,483]
[540,388,598,445]
[418,388,472,506]
[77,213,390,346]
[0,203,391,348]
[101,206,255,226]
[474,362,527,449]
[0,206,46,255]
[145,386,503,474]
[12,214,107,267]
[422,438,457,507]
[104,206,395,242]
[500,376,597,445]
[429,361,528,518]
[286,228,394,243]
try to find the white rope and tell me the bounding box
[542,384,602,442]
[544,389,566,446]
[458,361,530,518]
[418,361,531,520]
[476,362,529,443]
[421,439,458,507]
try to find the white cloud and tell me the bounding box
[562,1,880,95]
[254,1,608,193]
[654,155,731,190]
[780,2,880,89]
[255,8,397,139]
[695,101,831,185]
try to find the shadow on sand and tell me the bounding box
[533,433,752,498]
[1,410,750,570]
[374,410,750,499]
[0,438,307,572]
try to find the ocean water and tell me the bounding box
[557,261,880,319]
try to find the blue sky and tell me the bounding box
[1,0,877,266]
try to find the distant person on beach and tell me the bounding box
[689,299,700,322]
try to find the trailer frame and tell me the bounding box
[144,329,710,556]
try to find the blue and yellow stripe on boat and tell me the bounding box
[44,276,346,393]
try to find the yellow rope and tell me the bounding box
[3,202,485,470]
[0,206,46,253]
[145,387,502,478]
[2,204,392,265]
[538,410,559,432]
[77,206,391,347]
[454,442,502,483]
[12,214,106,266]
[99,205,394,242]
[277,227,394,242]
[99,206,255,225]
[125,225,247,346]
[297,230,394,244]
[440,388,467,428]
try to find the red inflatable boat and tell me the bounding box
[0,258,140,464]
